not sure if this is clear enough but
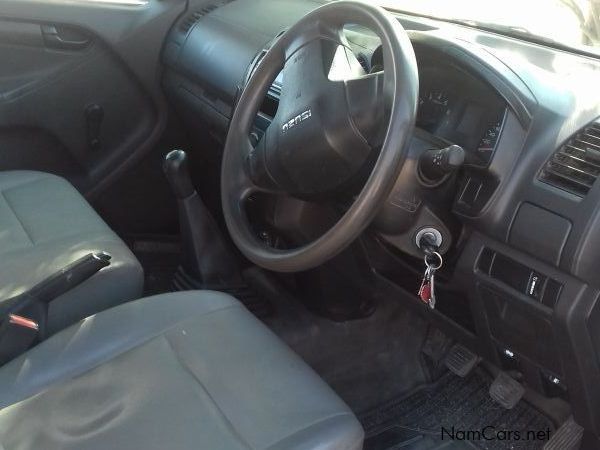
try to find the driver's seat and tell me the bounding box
[0,291,364,450]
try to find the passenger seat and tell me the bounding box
[0,171,143,335]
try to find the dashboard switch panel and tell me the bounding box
[477,248,495,274]
[489,253,531,294]
[477,249,563,309]
[478,285,560,373]
[542,279,563,309]
[526,271,547,300]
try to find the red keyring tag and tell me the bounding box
[418,281,432,303]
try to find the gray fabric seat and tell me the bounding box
[0,291,364,450]
[0,170,143,334]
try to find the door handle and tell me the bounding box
[41,25,91,50]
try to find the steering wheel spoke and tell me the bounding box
[343,70,388,148]
[244,127,284,196]
[224,134,282,205]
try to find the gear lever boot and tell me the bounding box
[163,149,243,288]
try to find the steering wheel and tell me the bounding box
[221,0,418,272]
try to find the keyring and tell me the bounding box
[424,251,443,270]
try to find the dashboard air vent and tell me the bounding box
[179,4,218,34]
[539,120,600,197]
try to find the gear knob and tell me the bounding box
[163,149,195,199]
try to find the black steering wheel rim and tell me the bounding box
[221,0,418,273]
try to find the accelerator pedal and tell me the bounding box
[543,417,583,450]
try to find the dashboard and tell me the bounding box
[416,64,507,167]
[368,44,508,167]
[160,0,600,287]
[161,0,600,442]
[255,42,509,168]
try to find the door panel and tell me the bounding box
[0,0,186,196]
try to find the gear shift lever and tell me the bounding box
[164,150,195,199]
[163,150,243,289]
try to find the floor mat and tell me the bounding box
[130,237,274,317]
[360,370,555,450]
[131,238,181,296]
[261,283,430,413]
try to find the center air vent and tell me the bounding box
[539,120,600,197]
[179,4,219,34]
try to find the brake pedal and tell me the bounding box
[543,417,583,450]
[444,343,480,377]
[489,372,525,409]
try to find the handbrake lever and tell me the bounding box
[0,252,111,339]
[0,252,111,365]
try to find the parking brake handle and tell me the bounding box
[0,252,111,364]
[0,252,111,332]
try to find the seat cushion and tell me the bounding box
[0,291,364,450]
[0,170,143,334]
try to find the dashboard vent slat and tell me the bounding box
[557,150,600,171]
[582,131,600,146]
[544,166,594,191]
[589,123,600,135]
[574,137,600,152]
[539,119,600,197]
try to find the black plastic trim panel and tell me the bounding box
[458,232,600,438]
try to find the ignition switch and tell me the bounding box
[415,227,443,255]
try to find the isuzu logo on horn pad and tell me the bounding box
[282,109,312,133]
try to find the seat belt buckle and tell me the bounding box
[8,314,39,331]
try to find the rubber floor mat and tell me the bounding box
[132,238,181,296]
[360,370,555,450]
[131,238,274,318]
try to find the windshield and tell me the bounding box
[373,0,600,56]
